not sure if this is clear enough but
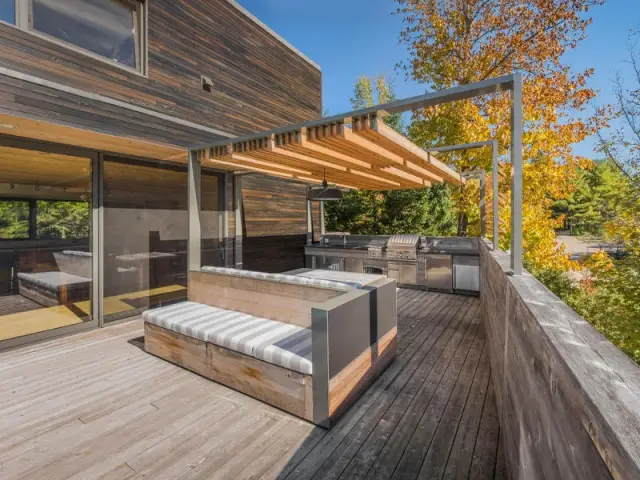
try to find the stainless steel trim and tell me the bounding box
[453,255,480,292]
[234,174,243,268]
[386,234,420,261]
[93,153,104,326]
[426,254,453,291]
[306,200,313,245]
[188,150,202,273]
[387,234,420,248]
[388,262,417,285]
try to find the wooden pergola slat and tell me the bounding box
[205,113,465,190]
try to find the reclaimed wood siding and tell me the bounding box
[240,175,321,273]
[480,241,640,480]
[0,0,321,139]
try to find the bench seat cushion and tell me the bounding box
[200,266,354,292]
[17,271,91,291]
[143,301,313,375]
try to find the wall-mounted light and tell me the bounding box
[0,123,16,129]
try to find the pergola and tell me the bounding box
[188,74,524,274]
[425,140,500,251]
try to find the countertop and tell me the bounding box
[305,244,479,256]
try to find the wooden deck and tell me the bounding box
[0,289,505,479]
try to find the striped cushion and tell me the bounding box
[200,266,353,292]
[143,302,313,375]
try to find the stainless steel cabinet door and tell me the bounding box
[426,254,453,291]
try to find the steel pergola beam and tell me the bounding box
[202,74,517,149]
[191,73,524,275]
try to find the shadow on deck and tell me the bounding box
[0,289,505,479]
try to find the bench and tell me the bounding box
[144,267,397,428]
[17,271,91,307]
[16,250,92,307]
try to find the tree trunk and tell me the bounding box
[457,212,468,237]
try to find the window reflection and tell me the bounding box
[103,159,188,323]
[32,0,139,69]
[0,200,29,240]
[0,145,92,342]
[102,159,223,322]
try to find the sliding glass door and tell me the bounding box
[102,158,190,323]
[0,141,95,344]
[102,157,222,323]
[0,143,224,346]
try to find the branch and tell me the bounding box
[480,9,570,81]
[596,130,634,180]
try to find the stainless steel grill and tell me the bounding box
[386,234,421,261]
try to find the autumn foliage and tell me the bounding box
[397,0,608,271]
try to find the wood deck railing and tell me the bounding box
[480,240,640,479]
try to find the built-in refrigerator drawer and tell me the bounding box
[388,262,417,285]
[426,254,453,291]
[453,255,480,292]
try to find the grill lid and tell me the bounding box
[387,234,421,250]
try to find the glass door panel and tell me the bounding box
[103,158,189,322]
[201,172,225,267]
[0,144,93,342]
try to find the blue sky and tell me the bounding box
[238,0,640,159]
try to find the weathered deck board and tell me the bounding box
[0,289,502,479]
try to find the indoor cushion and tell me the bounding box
[17,271,91,291]
[143,301,313,375]
[200,266,353,292]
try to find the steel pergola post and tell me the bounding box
[510,74,523,275]
[187,150,202,275]
[491,140,499,251]
[425,140,500,253]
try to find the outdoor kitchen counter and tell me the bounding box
[286,268,388,287]
[305,235,482,293]
[304,244,481,256]
[304,245,371,259]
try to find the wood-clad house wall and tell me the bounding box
[0,0,323,273]
[240,175,321,273]
[0,0,321,141]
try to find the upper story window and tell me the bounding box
[0,0,147,74]
[0,1,16,25]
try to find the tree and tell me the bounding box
[326,184,457,236]
[597,30,640,256]
[556,161,628,236]
[397,0,607,271]
[325,75,457,235]
[0,201,29,239]
[36,201,90,240]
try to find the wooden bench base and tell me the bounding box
[145,322,398,427]
[144,323,314,421]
